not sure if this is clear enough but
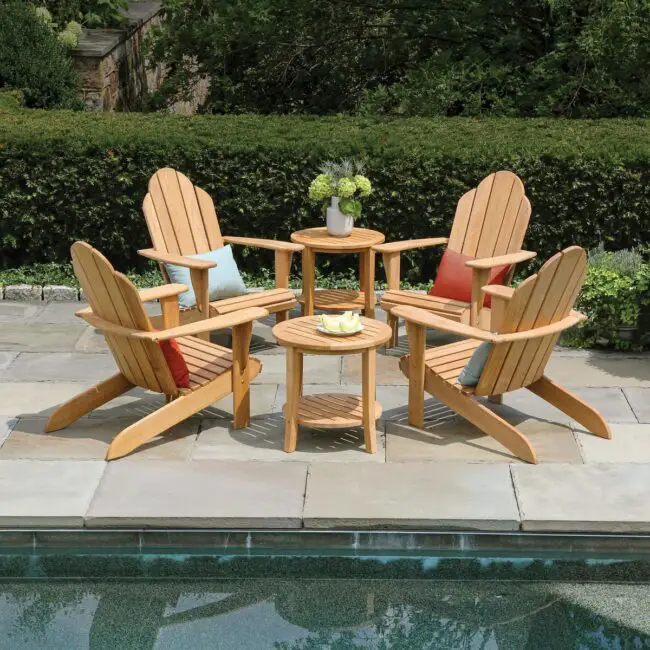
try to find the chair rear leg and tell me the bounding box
[528,375,611,439]
[106,378,231,460]
[425,373,538,464]
[45,373,133,432]
[387,312,399,348]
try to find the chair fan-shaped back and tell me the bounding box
[447,171,531,259]
[475,246,587,396]
[143,168,224,256]
[71,242,177,395]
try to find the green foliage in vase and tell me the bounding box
[308,160,372,218]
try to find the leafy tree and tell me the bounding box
[146,0,650,117]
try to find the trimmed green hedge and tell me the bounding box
[2,108,650,282]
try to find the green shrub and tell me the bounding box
[0,2,81,109]
[2,110,650,283]
[40,0,127,28]
[564,248,650,350]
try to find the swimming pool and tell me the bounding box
[1,532,650,649]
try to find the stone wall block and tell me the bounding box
[43,286,79,302]
[5,285,42,301]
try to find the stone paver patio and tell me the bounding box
[1,299,650,532]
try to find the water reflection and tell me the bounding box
[1,579,649,649]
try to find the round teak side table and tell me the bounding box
[290,227,385,318]
[272,316,392,454]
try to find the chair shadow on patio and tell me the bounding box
[382,395,582,464]
[195,412,386,461]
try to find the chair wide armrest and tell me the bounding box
[465,250,536,270]
[497,311,587,342]
[143,307,269,341]
[392,305,497,342]
[138,248,216,270]
[223,236,303,253]
[482,285,515,301]
[138,284,188,303]
[373,237,448,254]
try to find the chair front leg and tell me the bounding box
[470,268,490,328]
[406,320,426,428]
[274,250,293,323]
[190,268,210,341]
[231,320,254,429]
[160,294,180,330]
[382,251,401,346]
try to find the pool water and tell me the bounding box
[2,576,650,649]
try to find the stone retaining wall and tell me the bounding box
[71,1,208,113]
[72,1,162,111]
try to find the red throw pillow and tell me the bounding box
[428,249,511,308]
[159,339,190,388]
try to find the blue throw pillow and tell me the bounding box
[458,342,492,386]
[165,245,247,310]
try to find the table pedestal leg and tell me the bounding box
[284,348,302,452]
[301,248,315,316]
[362,249,375,319]
[362,349,377,453]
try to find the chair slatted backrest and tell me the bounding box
[71,242,178,396]
[143,168,224,256]
[474,246,587,397]
[447,171,531,259]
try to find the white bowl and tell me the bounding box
[316,324,364,337]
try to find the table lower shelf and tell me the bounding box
[282,393,382,429]
[298,289,366,311]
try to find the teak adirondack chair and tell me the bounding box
[376,171,536,345]
[393,246,611,464]
[45,242,267,460]
[140,168,303,335]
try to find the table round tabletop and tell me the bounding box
[272,316,392,353]
[291,227,385,251]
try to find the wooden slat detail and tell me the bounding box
[282,393,383,429]
[424,339,481,361]
[177,337,234,389]
[503,250,575,392]
[142,194,166,253]
[94,257,165,395]
[273,316,392,352]
[490,175,527,257]
[210,289,296,315]
[148,169,181,254]
[381,290,467,318]
[474,273,537,396]
[161,169,197,253]
[523,249,587,385]
[475,171,517,258]
[499,196,532,257]
[460,173,495,256]
[447,188,476,252]
[492,251,563,395]
[195,185,224,250]
[424,340,480,373]
[298,288,365,311]
[71,244,147,389]
[291,227,385,250]
[177,171,210,253]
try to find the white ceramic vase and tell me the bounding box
[326,196,354,237]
